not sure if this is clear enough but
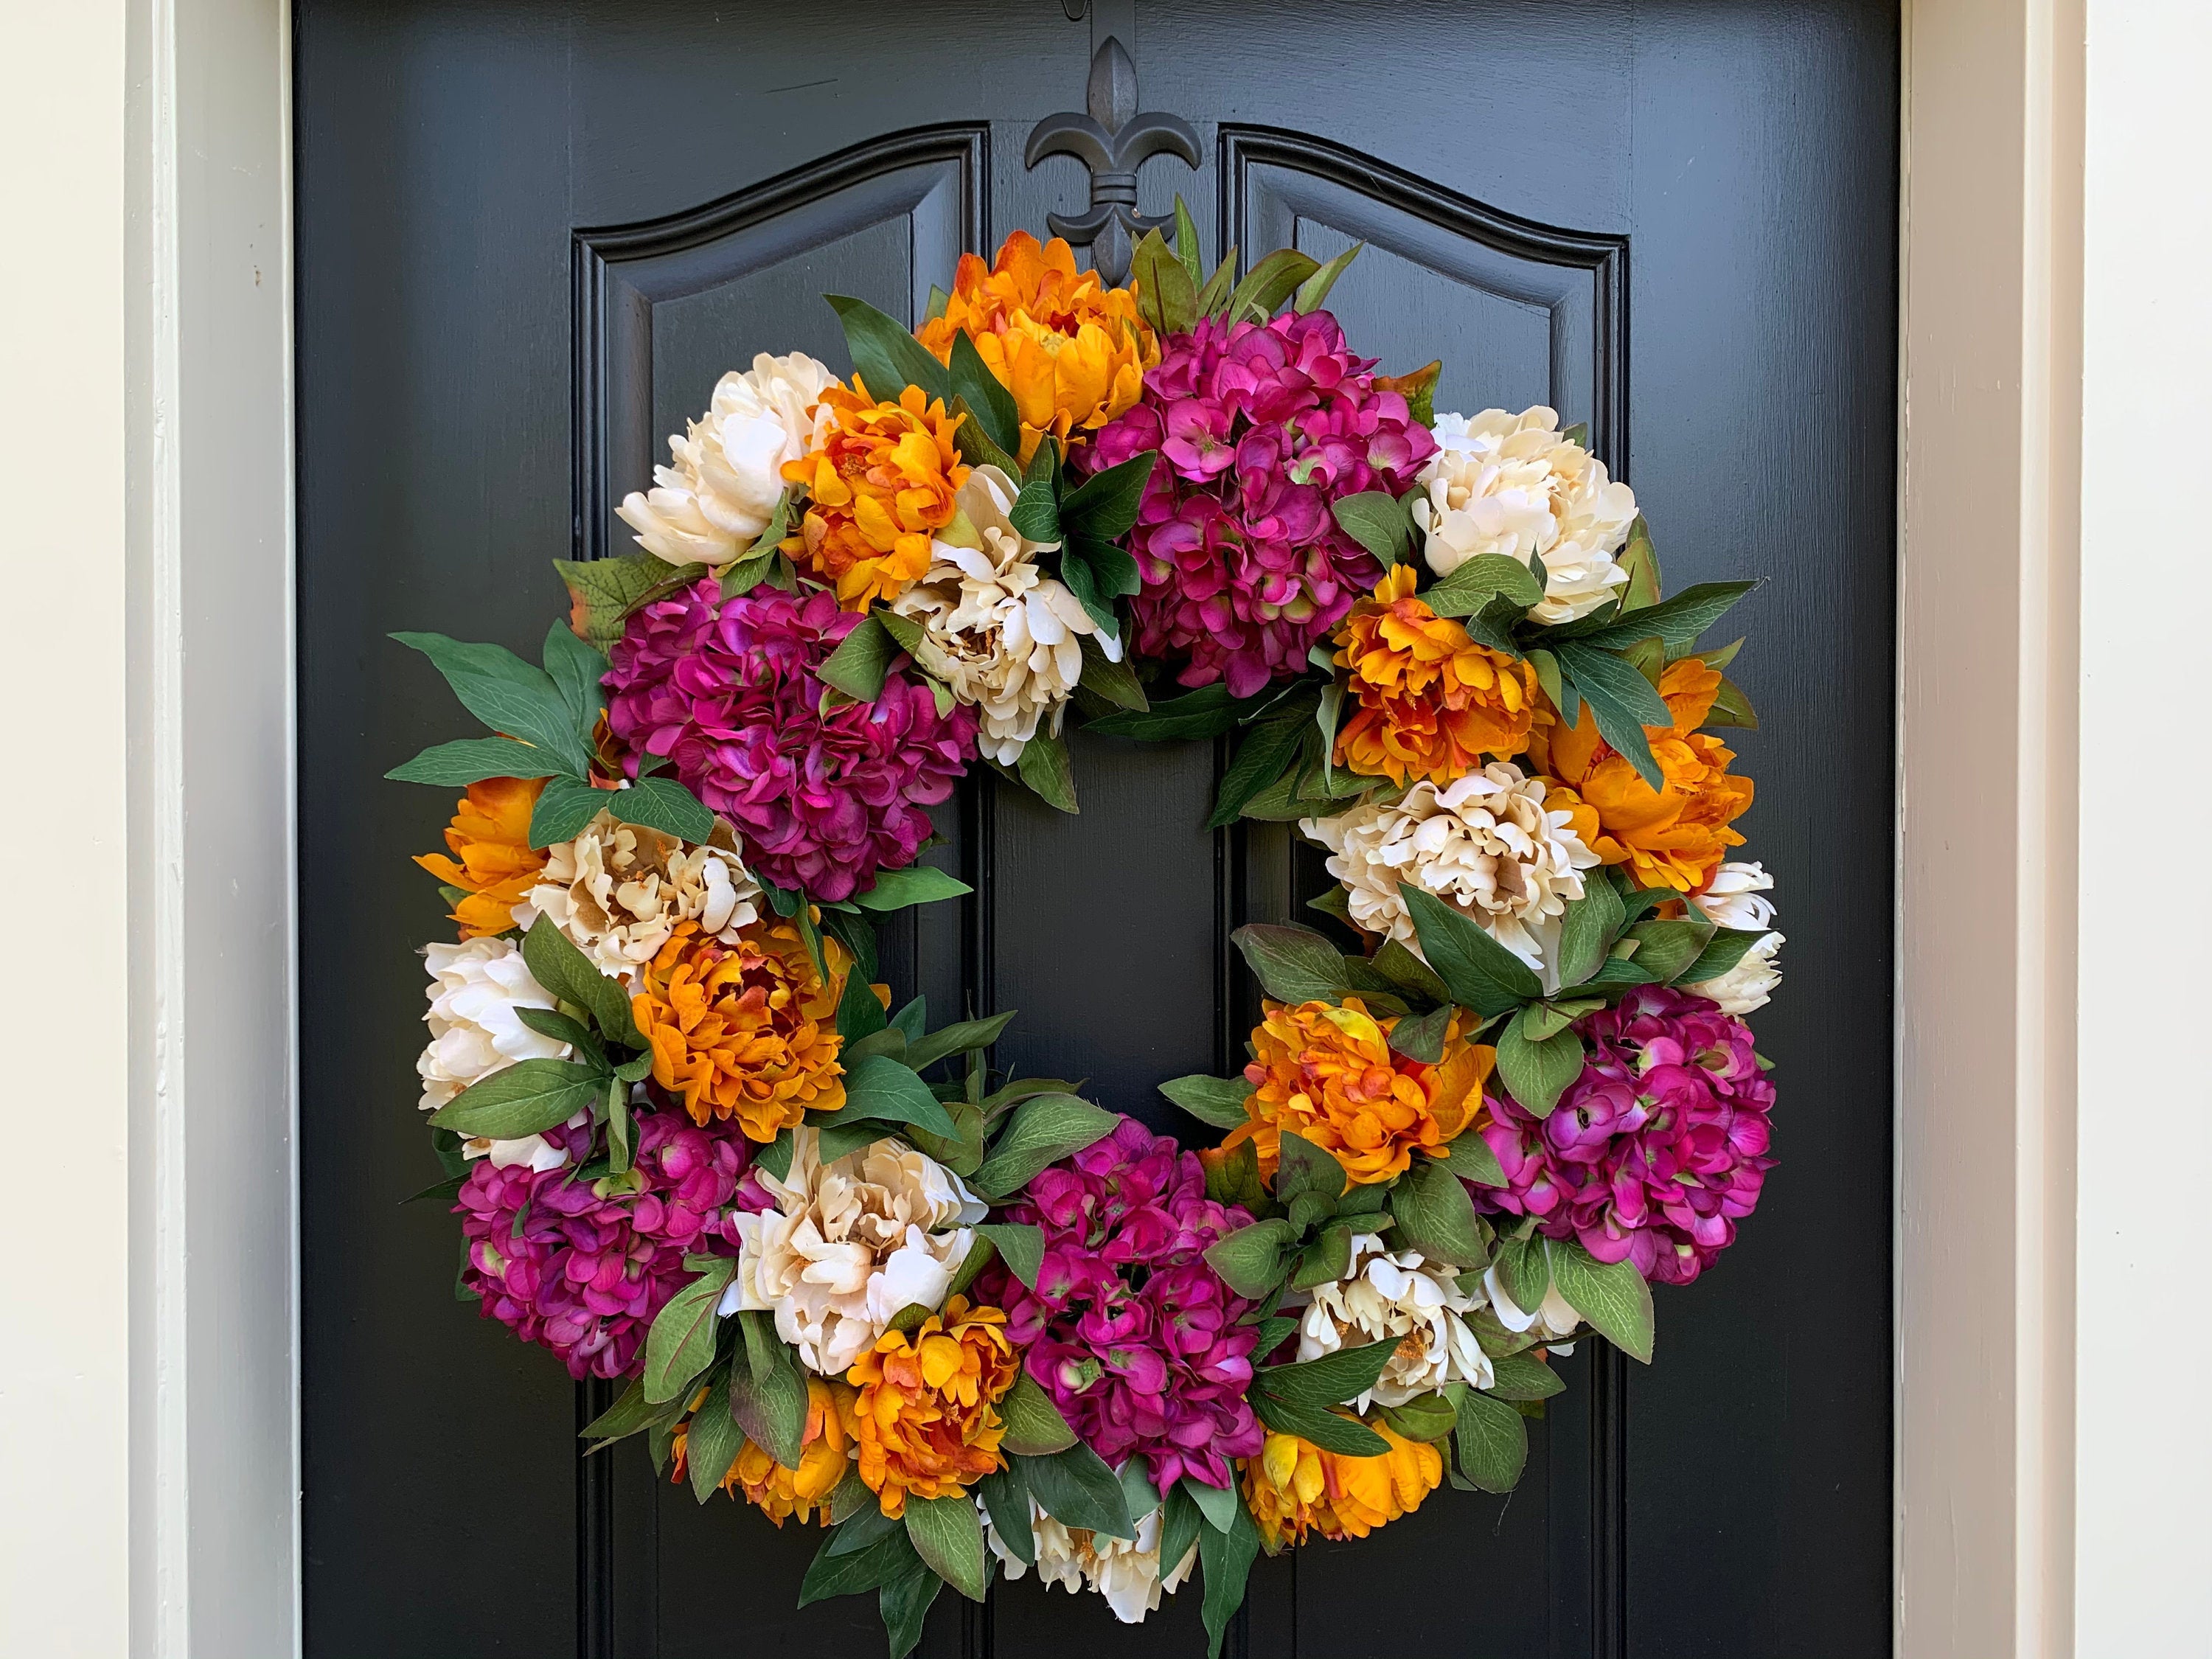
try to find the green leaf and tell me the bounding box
[1705,672,1760,730]
[1400,887,1542,1015]
[838,961,889,1043]
[686,1371,745,1502]
[799,1523,922,1607]
[1172,196,1205,287]
[976,1463,1034,1565]
[1059,452,1158,542]
[543,620,608,737]
[1249,1394,1391,1456]
[1208,692,1318,827]
[1386,1002,1453,1064]
[1158,1073,1252,1130]
[1484,1352,1565,1402]
[526,776,608,849]
[1615,516,1661,612]
[1552,643,1670,790]
[730,1309,811,1463]
[1546,1237,1655,1363]
[1118,1456,1162,1523]
[580,1378,679,1447]
[901,1009,1015,1074]
[1085,682,1252,741]
[1626,917,1712,984]
[1422,552,1545,619]
[975,1221,1044,1291]
[842,1054,960,1141]
[1494,1010,1586,1119]
[554,554,703,652]
[386,736,557,787]
[1274,1129,1347,1207]
[1371,938,1451,1004]
[1293,242,1362,313]
[641,1259,734,1404]
[1680,928,1764,985]
[1382,358,1441,428]
[1225,248,1321,323]
[1003,724,1079,814]
[1257,1339,1397,1408]
[1287,1221,1356,1291]
[1492,1234,1553,1319]
[1197,1498,1262,1659]
[392,631,594,779]
[1074,633,1147,711]
[612,776,714,844]
[853,864,974,913]
[1158,1483,1203,1591]
[1378,1391,1460,1443]
[1453,1389,1529,1493]
[1230,922,1354,1004]
[825,293,949,403]
[1430,1134,1507,1189]
[819,614,900,702]
[1021,1441,1135,1539]
[1388,1153,1487,1267]
[880,1562,942,1659]
[1556,873,1627,987]
[999,1368,1079,1456]
[1194,243,1239,319]
[1130,226,1197,335]
[947,330,1020,459]
[972,1092,1119,1199]
[1329,490,1415,566]
[523,914,644,1048]
[1202,1217,1299,1300]
[427,1057,605,1140]
[903,1492,988,1601]
[1576,579,1758,650]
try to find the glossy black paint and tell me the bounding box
[296,3,1897,1655]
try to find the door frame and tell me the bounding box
[111,1,2086,1653]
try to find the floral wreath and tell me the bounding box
[391,209,1778,1654]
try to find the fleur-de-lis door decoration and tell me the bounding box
[1025,36,1200,285]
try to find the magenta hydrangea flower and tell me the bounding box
[1089,310,1437,697]
[602,580,975,902]
[983,1115,1263,1491]
[456,1107,750,1380]
[1475,986,1777,1287]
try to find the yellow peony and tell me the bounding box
[1225,998,1493,1186]
[917,231,1158,465]
[1241,1420,1444,1551]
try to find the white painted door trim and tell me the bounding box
[21,0,2189,1652]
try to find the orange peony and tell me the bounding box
[844,1296,1017,1517]
[1333,566,1540,785]
[414,775,547,938]
[782,381,969,608]
[1529,656,1754,894]
[915,230,1158,465]
[630,917,850,1141]
[1241,1420,1444,1551]
[734,1377,855,1524]
[1225,998,1493,1186]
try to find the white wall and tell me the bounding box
[2075,2,2212,1652]
[0,4,132,1656]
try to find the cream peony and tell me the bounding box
[1684,860,1784,1015]
[519,809,760,984]
[616,351,838,566]
[1411,407,1638,624]
[887,465,1119,765]
[1294,1233,1492,1404]
[1483,1260,1582,1353]
[981,1496,1197,1624]
[417,937,575,1170]
[726,1127,986,1376]
[1301,762,1600,981]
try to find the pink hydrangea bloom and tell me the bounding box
[1089,310,1437,697]
[1476,986,1777,1287]
[602,580,975,902]
[456,1108,750,1380]
[984,1116,1263,1492]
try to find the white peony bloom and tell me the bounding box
[888,465,1119,765]
[417,937,575,1170]
[1482,1261,1582,1353]
[982,1496,1197,1625]
[726,1127,986,1376]
[1411,407,1638,624]
[1684,861,1783,1015]
[1294,1233,1493,1403]
[517,810,761,986]
[616,351,838,566]
[1301,762,1600,983]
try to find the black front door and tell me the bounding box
[296,4,1897,1655]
